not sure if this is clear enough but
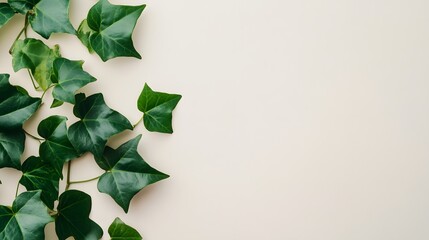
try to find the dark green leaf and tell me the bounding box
[11,38,61,90]
[77,19,95,53]
[7,0,39,14]
[0,3,15,29]
[0,191,53,240]
[51,58,96,106]
[56,190,103,240]
[83,0,145,61]
[0,74,41,131]
[0,129,25,170]
[19,156,59,209]
[97,135,169,212]
[109,217,142,240]
[137,83,182,133]
[68,93,132,158]
[38,115,79,178]
[28,0,75,39]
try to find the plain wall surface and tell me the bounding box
[1,0,429,239]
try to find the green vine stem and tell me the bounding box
[23,129,43,142]
[68,176,101,185]
[133,115,144,128]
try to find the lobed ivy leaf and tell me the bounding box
[51,58,96,106]
[97,135,169,212]
[0,3,15,29]
[38,115,79,178]
[109,217,142,240]
[0,191,54,240]
[0,74,41,131]
[137,83,182,133]
[11,38,61,90]
[28,0,75,39]
[68,93,133,159]
[79,0,145,61]
[7,0,39,15]
[56,190,103,240]
[0,130,25,170]
[19,156,59,209]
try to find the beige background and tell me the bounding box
[1,0,429,239]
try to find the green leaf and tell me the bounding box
[0,3,15,29]
[137,83,182,133]
[0,74,41,131]
[82,0,145,61]
[0,129,25,170]
[55,190,103,240]
[0,191,54,240]
[68,93,132,158]
[11,38,61,90]
[38,115,79,178]
[7,0,39,14]
[19,156,59,209]
[28,0,75,39]
[51,58,96,106]
[97,135,169,212]
[109,217,142,240]
[77,19,95,53]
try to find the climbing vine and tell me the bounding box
[0,0,181,239]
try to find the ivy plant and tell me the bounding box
[0,0,181,239]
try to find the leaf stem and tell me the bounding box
[65,161,71,191]
[23,129,44,142]
[133,115,144,128]
[41,85,55,101]
[15,182,20,197]
[69,175,101,185]
[27,69,40,90]
[9,14,30,54]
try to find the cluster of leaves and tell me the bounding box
[0,0,181,239]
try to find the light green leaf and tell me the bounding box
[7,0,39,14]
[28,0,75,39]
[82,0,145,61]
[109,217,142,240]
[11,38,61,90]
[0,130,25,170]
[0,191,54,240]
[38,115,79,178]
[137,83,182,133]
[77,19,95,53]
[51,58,96,106]
[0,74,41,131]
[68,93,133,158]
[55,190,103,240]
[0,3,15,29]
[97,135,169,212]
[19,156,59,209]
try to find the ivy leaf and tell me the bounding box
[38,115,79,178]
[81,0,145,61]
[77,19,95,53]
[0,130,25,170]
[137,83,182,133]
[19,156,59,209]
[51,58,96,106]
[28,0,75,39]
[97,135,169,212]
[0,191,54,240]
[11,38,61,90]
[0,3,15,29]
[55,190,103,240]
[68,93,132,158]
[0,74,41,131]
[7,0,39,14]
[109,217,142,240]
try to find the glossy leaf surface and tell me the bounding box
[109,217,142,240]
[52,58,96,106]
[0,130,25,170]
[0,74,41,131]
[56,190,103,240]
[7,0,39,14]
[83,0,145,61]
[38,115,79,177]
[137,83,182,133]
[11,38,60,90]
[68,93,132,158]
[0,191,53,240]
[0,3,14,29]
[19,156,59,209]
[98,135,169,212]
[29,0,75,39]
[77,19,94,53]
